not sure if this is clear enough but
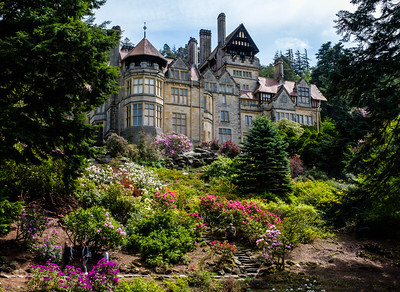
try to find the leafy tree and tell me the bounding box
[0,0,120,197]
[234,116,292,197]
[335,0,400,205]
[159,43,188,59]
[259,64,274,78]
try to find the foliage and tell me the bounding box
[153,133,192,157]
[0,0,120,195]
[256,225,293,270]
[26,259,119,291]
[265,201,324,244]
[126,210,196,267]
[289,155,305,179]
[198,195,282,243]
[16,205,50,246]
[276,118,304,156]
[151,189,178,211]
[106,133,129,157]
[63,206,126,254]
[292,180,342,213]
[348,118,400,235]
[202,156,237,181]
[187,265,221,291]
[201,138,221,151]
[116,278,165,292]
[335,0,400,126]
[0,156,78,207]
[299,120,353,178]
[159,43,188,59]
[234,116,292,196]
[208,177,239,200]
[32,229,63,264]
[0,200,23,235]
[209,240,237,267]
[218,139,240,158]
[75,163,163,205]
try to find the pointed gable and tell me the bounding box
[224,24,259,56]
[122,38,168,68]
[274,85,296,111]
[168,57,190,70]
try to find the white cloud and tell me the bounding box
[275,37,310,50]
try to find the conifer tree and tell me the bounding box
[234,116,292,197]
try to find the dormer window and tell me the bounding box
[298,87,310,103]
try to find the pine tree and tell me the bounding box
[234,116,292,197]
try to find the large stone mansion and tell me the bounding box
[88,13,326,145]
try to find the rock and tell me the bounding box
[0,274,10,278]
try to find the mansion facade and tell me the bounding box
[88,13,326,145]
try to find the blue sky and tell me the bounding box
[94,0,356,66]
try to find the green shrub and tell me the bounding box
[203,155,237,181]
[106,133,129,157]
[0,200,23,235]
[187,265,221,291]
[63,206,126,254]
[126,210,196,267]
[116,278,165,292]
[265,200,324,243]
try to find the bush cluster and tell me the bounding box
[153,133,192,157]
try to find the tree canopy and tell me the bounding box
[0,0,120,193]
[234,116,292,197]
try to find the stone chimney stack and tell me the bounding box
[217,13,226,47]
[109,26,121,67]
[274,58,284,82]
[199,29,211,65]
[187,37,198,66]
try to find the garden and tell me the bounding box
[1,118,400,292]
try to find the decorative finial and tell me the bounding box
[143,22,147,38]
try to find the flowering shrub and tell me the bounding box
[16,204,50,245]
[209,240,237,267]
[32,229,62,264]
[151,189,178,211]
[198,195,281,243]
[26,259,119,291]
[188,211,206,234]
[75,163,163,205]
[218,139,240,158]
[63,207,126,254]
[153,133,192,157]
[256,224,293,270]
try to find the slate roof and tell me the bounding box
[256,77,327,101]
[122,38,168,63]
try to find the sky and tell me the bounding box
[93,0,356,66]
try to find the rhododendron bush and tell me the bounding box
[198,195,282,243]
[63,206,126,254]
[153,133,192,157]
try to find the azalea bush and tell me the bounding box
[16,204,50,246]
[32,229,62,264]
[153,133,192,157]
[26,259,119,291]
[63,206,126,254]
[151,189,178,211]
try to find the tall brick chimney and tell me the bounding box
[199,29,211,65]
[217,13,226,47]
[187,37,198,66]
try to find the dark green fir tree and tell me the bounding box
[234,116,292,197]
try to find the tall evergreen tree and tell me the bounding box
[0,0,120,195]
[234,116,292,197]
